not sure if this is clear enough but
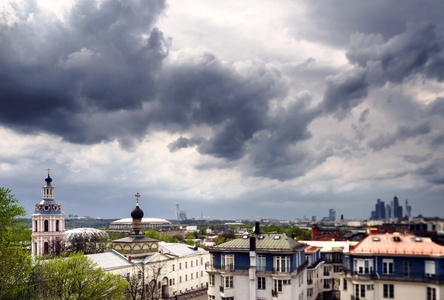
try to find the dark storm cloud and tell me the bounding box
[167,137,202,152]
[301,1,444,48]
[415,160,444,185]
[0,0,167,143]
[367,122,431,151]
[319,22,444,119]
[157,54,288,160]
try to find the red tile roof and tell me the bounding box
[350,232,444,257]
[304,245,322,253]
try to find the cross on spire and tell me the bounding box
[135,192,140,206]
[47,168,50,176]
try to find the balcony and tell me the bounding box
[205,261,308,275]
[343,269,444,284]
[307,279,313,285]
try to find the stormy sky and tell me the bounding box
[1,0,443,220]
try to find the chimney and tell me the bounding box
[254,221,260,234]
[250,237,256,251]
[128,256,132,262]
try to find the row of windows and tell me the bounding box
[34,220,60,232]
[215,254,294,272]
[343,280,436,300]
[349,257,436,277]
[176,257,205,271]
[179,271,204,283]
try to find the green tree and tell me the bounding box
[31,252,128,300]
[0,188,33,299]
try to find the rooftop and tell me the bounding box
[87,249,133,271]
[159,242,208,257]
[350,232,444,257]
[111,217,171,224]
[210,233,307,252]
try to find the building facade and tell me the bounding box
[31,171,65,256]
[206,222,309,300]
[341,229,444,300]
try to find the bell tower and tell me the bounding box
[31,169,66,256]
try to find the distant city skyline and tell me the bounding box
[1,0,443,220]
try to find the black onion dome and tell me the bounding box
[131,205,144,219]
[45,175,52,183]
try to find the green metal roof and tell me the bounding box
[211,233,308,253]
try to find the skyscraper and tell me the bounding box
[329,208,336,221]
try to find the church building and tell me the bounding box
[31,170,66,256]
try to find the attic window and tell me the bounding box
[242,235,249,239]
[412,237,423,242]
[258,235,265,240]
[372,237,381,242]
[274,236,281,240]
[392,236,402,242]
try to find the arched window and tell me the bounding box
[44,220,49,232]
[56,220,59,232]
[35,220,38,232]
[44,242,49,254]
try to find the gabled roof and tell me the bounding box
[159,242,208,257]
[349,233,444,257]
[210,233,307,253]
[87,249,133,271]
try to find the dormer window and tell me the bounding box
[392,236,402,242]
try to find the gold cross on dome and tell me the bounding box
[135,192,140,206]
[47,168,51,176]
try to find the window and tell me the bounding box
[383,259,394,275]
[196,272,198,278]
[222,254,234,270]
[209,296,215,300]
[274,279,283,292]
[258,277,266,290]
[360,284,366,298]
[427,287,436,300]
[201,257,203,265]
[179,263,182,270]
[138,270,142,279]
[257,255,266,271]
[185,262,188,268]
[191,273,193,280]
[222,298,234,300]
[367,284,374,291]
[383,284,394,298]
[299,273,303,286]
[210,254,215,268]
[404,261,410,277]
[56,220,59,231]
[324,266,331,276]
[191,261,193,267]
[345,256,350,270]
[44,220,49,232]
[355,259,373,274]
[343,279,347,291]
[275,256,290,272]
[209,275,215,286]
[185,275,188,281]
[172,264,175,271]
[196,259,198,266]
[307,288,313,297]
[425,261,435,278]
[224,276,233,288]
[201,271,203,277]
[44,242,49,254]
[35,220,38,232]
[126,273,130,281]
[325,253,332,263]
[179,276,182,283]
